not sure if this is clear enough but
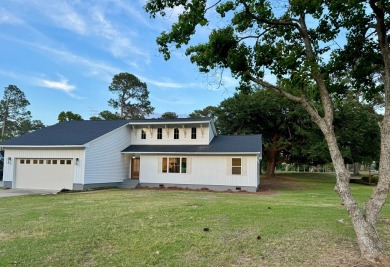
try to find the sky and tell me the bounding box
[0,0,239,125]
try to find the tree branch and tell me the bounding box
[239,0,300,28]
[205,0,222,12]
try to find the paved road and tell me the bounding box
[0,188,58,198]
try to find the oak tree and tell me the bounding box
[146,0,390,261]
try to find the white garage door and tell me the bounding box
[15,158,74,190]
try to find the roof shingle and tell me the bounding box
[122,135,262,154]
[0,120,131,146]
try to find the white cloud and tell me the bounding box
[91,7,151,63]
[138,75,198,89]
[32,43,122,81]
[39,78,75,92]
[35,75,83,99]
[0,8,23,25]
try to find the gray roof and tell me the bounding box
[0,118,213,147]
[0,120,132,146]
[127,117,211,123]
[122,135,262,154]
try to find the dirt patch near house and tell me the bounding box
[258,175,305,193]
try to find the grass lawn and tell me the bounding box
[1,173,390,266]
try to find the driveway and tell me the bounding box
[0,188,58,198]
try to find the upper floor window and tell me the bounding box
[141,129,146,139]
[191,127,196,139]
[174,128,179,139]
[157,128,162,139]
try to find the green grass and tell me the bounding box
[1,173,389,266]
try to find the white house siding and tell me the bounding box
[3,148,85,187]
[139,154,260,190]
[130,125,211,145]
[84,125,131,185]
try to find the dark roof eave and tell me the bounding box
[1,145,86,148]
[122,151,261,155]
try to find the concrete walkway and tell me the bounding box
[0,188,58,198]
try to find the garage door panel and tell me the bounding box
[16,159,73,190]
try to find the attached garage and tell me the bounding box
[15,158,74,190]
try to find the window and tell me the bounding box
[162,157,187,173]
[60,160,65,165]
[52,160,57,164]
[181,158,187,173]
[232,158,241,175]
[26,159,31,164]
[174,128,179,139]
[191,127,196,139]
[157,128,162,139]
[169,158,180,173]
[20,159,25,164]
[47,160,51,164]
[141,129,146,139]
[39,160,44,164]
[33,159,38,164]
[66,160,72,165]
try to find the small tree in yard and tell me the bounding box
[145,0,390,262]
[108,72,154,119]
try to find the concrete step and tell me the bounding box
[120,179,139,189]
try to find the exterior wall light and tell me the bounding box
[7,157,11,164]
[75,158,79,165]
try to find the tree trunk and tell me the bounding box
[266,146,277,177]
[320,121,384,262]
[353,162,361,176]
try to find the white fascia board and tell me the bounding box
[128,120,210,126]
[1,145,86,149]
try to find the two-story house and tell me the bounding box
[0,118,262,192]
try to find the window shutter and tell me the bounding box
[242,157,247,176]
[227,157,232,175]
[187,157,192,174]
[157,157,162,173]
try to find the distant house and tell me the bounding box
[0,118,262,192]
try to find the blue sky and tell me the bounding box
[0,0,238,125]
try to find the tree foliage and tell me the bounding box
[146,0,390,261]
[159,111,178,119]
[188,105,218,118]
[0,85,31,141]
[90,110,122,120]
[58,111,83,122]
[108,72,154,119]
[215,89,305,177]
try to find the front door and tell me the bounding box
[131,158,140,179]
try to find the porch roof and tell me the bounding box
[122,135,262,154]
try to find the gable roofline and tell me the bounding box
[0,145,85,148]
